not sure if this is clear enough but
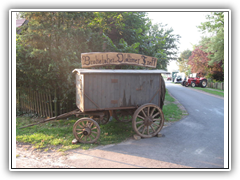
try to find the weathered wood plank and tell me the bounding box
[81,52,157,68]
[78,72,165,112]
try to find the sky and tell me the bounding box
[147,11,211,72]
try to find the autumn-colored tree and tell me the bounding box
[188,46,211,76]
[188,46,223,81]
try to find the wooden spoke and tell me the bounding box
[80,135,84,140]
[152,122,160,128]
[136,121,144,125]
[147,106,150,116]
[137,115,145,120]
[141,109,147,118]
[77,131,83,135]
[150,107,156,116]
[142,126,147,134]
[137,124,144,131]
[153,118,161,121]
[152,112,160,118]
[78,124,84,129]
[150,125,155,132]
[91,133,96,139]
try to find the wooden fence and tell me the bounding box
[16,88,76,118]
[206,82,224,90]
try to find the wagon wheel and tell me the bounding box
[73,118,100,144]
[113,109,135,123]
[132,103,164,138]
[89,111,110,125]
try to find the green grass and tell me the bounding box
[16,116,135,151]
[16,90,186,151]
[172,83,224,97]
[193,87,224,97]
[163,90,187,122]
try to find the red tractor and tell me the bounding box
[182,73,207,88]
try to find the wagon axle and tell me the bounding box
[83,128,91,136]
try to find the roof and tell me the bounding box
[72,69,170,74]
[16,19,26,27]
[16,19,29,34]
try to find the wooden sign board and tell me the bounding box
[81,52,157,68]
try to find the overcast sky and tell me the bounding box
[147,11,211,72]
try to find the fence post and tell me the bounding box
[54,88,58,117]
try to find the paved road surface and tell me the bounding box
[16,81,225,169]
[88,82,225,168]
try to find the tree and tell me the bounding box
[177,50,192,76]
[17,11,181,110]
[198,12,224,68]
[17,12,104,106]
[188,46,211,75]
[188,45,223,81]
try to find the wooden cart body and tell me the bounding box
[73,69,169,112]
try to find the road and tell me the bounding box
[15,81,225,169]
[89,81,224,168]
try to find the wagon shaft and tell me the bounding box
[19,109,81,129]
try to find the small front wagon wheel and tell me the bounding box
[132,103,164,138]
[73,118,100,144]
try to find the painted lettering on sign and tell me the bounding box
[81,52,157,68]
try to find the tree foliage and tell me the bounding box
[177,50,192,76]
[197,12,224,68]
[188,46,223,81]
[16,11,180,105]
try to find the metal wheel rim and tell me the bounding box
[73,118,100,144]
[132,103,164,138]
[202,81,206,87]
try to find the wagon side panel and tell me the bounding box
[131,74,160,107]
[76,73,84,112]
[82,73,161,111]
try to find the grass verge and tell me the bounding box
[16,90,186,151]
[163,90,188,122]
[193,87,224,97]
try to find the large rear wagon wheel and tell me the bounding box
[73,118,100,144]
[132,103,164,138]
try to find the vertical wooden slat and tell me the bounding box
[46,93,50,118]
[43,92,48,117]
[39,92,42,117]
[33,91,36,115]
[54,88,57,117]
[36,91,40,116]
[29,89,32,113]
[49,90,53,117]
[43,92,47,117]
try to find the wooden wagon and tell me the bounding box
[20,52,170,144]
[71,68,169,143]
